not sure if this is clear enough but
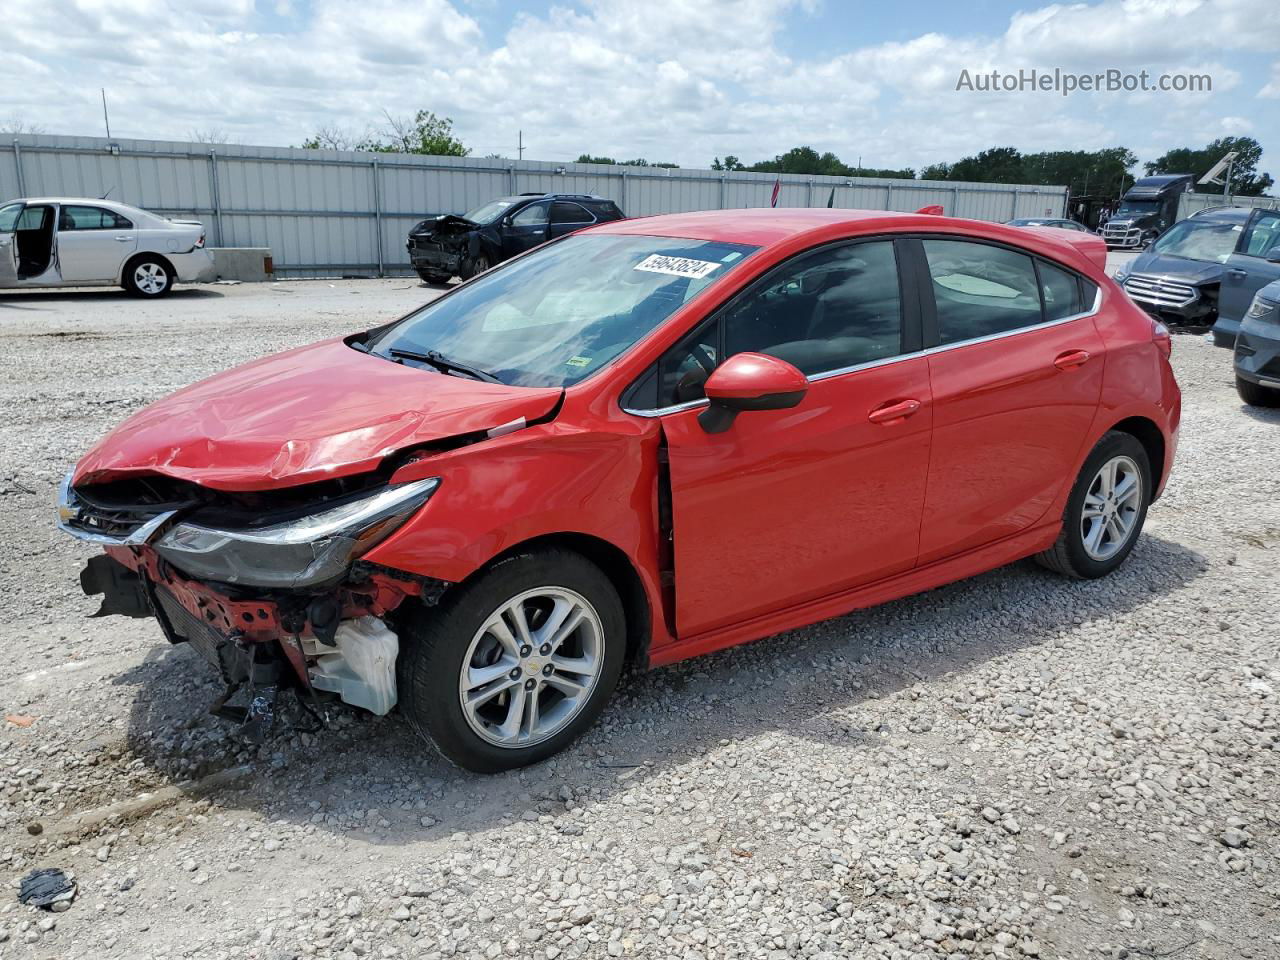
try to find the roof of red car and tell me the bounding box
[592,208,1106,272]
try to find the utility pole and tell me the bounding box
[517,130,524,161]
[101,88,112,138]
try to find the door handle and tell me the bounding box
[0,239,9,247]
[867,399,922,424]
[1227,268,1247,279]
[1053,350,1091,371]
[115,235,135,242]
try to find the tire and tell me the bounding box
[122,256,174,298]
[397,549,626,773]
[462,253,490,280]
[1035,431,1152,580]
[415,269,450,285]
[1236,375,1280,408]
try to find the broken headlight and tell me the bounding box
[155,478,439,589]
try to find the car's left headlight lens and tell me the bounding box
[156,477,439,589]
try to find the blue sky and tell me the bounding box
[3,0,1277,178]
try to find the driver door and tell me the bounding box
[1220,209,1280,323]
[654,239,933,638]
[0,202,20,286]
[502,202,550,257]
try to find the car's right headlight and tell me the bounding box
[155,478,439,589]
[1246,294,1279,322]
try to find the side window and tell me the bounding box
[512,203,549,226]
[922,239,1042,344]
[15,206,50,231]
[1037,260,1084,321]
[551,201,593,225]
[1241,211,1280,258]
[0,203,21,233]
[723,241,903,376]
[59,205,131,230]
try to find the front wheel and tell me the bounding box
[1036,431,1151,579]
[1237,375,1280,408]
[123,257,173,297]
[462,253,490,280]
[397,550,626,773]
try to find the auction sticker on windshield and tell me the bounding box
[634,254,722,279]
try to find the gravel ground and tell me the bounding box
[0,270,1277,960]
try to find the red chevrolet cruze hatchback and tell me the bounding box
[60,209,1180,772]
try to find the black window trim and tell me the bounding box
[58,204,133,231]
[622,234,923,415]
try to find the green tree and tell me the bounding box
[1146,136,1273,196]
[711,155,746,171]
[364,110,469,157]
[946,146,1026,183]
[920,162,953,181]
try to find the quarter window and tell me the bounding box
[0,203,21,233]
[922,239,1042,344]
[1240,211,1280,258]
[1037,260,1084,321]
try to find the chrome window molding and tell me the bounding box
[623,286,1103,418]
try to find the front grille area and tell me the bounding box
[64,503,162,540]
[1103,224,1143,246]
[155,586,248,683]
[1123,274,1198,309]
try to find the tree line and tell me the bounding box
[294,112,1272,197]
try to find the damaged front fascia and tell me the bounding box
[89,545,448,690]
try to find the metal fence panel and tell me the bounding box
[4,134,1068,277]
[1178,192,1279,220]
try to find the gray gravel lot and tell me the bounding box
[0,270,1277,960]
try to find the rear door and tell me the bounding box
[501,201,550,256]
[1220,209,1280,322]
[548,201,596,239]
[916,238,1106,564]
[56,204,137,282]
[0,202,21,286]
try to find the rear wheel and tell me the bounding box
[1036,431,1151,579]
[123,256,173,298]
[397,549,625,773]
[1236,375,1280,408]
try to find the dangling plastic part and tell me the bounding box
[307,616,399,715]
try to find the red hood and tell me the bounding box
[74,339,562,491]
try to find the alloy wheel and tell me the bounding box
[1080,454,1143,561]
[458,587,603,749]
[134,262,169,295]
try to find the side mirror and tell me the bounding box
[698,352,807,434]
[1264,245,1280,263]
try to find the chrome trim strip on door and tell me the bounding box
[622,287,1104,417]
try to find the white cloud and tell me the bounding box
[0,0,1275,175]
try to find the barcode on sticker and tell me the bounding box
[633,254,721,279]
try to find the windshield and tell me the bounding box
[1150,220,1242,264]
[462,200,516,224]
[1115,200,1160,217]
[366,234,759,387]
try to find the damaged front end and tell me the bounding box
[406,214,477,278]
[59,471,447,739]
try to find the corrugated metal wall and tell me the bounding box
[1178,191,1279,220]
[1,134,1069,277]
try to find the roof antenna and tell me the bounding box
[99,187,114,200]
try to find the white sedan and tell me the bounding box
[0,197,215,297]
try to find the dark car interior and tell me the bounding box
[14,205,56,279]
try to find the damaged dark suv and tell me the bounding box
[406,194,625,284]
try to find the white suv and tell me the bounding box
[0,197,215,297]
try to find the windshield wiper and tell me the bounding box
[386,348,503,384]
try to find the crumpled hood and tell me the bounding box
[1127,252,1224,286]
[411,214,478,236]
[74,339,562,492]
